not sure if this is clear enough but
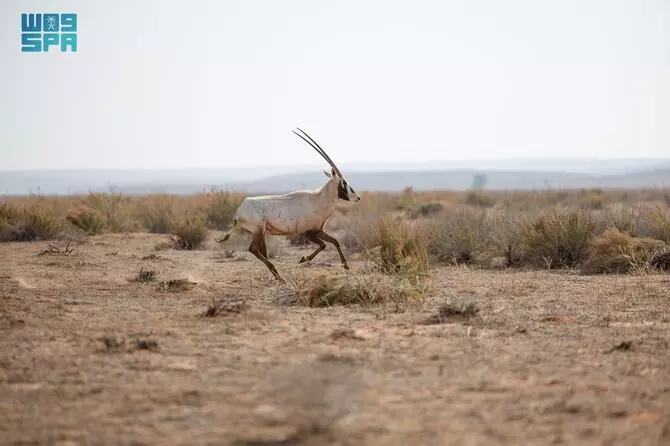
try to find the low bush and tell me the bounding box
[170,215,208,250]
[518,207,596,268]
[581,228,666,274]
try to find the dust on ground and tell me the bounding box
[1,233,669,445]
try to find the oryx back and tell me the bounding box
[235,190,337,236]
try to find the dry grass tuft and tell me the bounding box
[38,241,75,256]
[650,251,670,271]
[204,189,243,230]
[430,207,491,265]
[170,215,208,250]
[156,278,196,292]
[278,270,428,308]
[99,335,159,353]
[202,298,248,317]
[1,200,65,242]
[581,228,667,274]
[518,207,596,268]
[86,192,138,233]
[647,206,670,243]
[421,301,480,325]
[130,267,157,283]
[352,216,431,275]
[139,194,176,234]
[66,205,108,235]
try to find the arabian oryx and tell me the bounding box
[215,128,361,282]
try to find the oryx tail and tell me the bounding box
[215,218,237,243]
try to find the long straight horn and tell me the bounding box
[292,128,343,177]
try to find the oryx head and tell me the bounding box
[292,127,361,202]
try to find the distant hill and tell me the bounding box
[231,168,670,194]
[1,159,669,196]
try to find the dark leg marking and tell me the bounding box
[298,230,326,264]
[259,236,269,259]
[248,232,283,282]
[316,230,350,270]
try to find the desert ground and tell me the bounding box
[1,224,669,445]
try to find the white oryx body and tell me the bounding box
[216,128,360,282]
[235,180,342,236]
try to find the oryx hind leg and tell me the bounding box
[298,230,326,264]
[249,230,283,282]
[316,230,350,270]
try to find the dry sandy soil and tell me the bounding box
[1,232,669,446]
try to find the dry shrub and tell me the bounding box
[129,267,157,283]
[581,228,667,274]
[485,211,525,267]
[86,192,137,232]
[156,278,196,292]
[518,207,596,268]
[421,301,480,325]
[647,206,670,243]
[411,201,444,219]
[352,216,430,275]
[596,207,638,236]
[650,251,670,271]
[279,270,428,308]
[578,188,611,210]
[1,200,64,242]
[170,215,208,250]
[430,207,490,265]
[0,202,20,226]
[66,205,108,235]
[140,194,176,233]
[464,190,497,208]
[204,190,242,230]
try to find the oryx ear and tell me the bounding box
[323,169,332,178]
[331,167,338,177]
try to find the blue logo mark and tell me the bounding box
[21,13,77,52]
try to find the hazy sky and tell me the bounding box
[1,0,668,170]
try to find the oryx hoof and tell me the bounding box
[299,256,308,264]
[343,263,350,270]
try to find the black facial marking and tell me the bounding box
[338,180,349,200]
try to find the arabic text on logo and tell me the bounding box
[21,13,77,52]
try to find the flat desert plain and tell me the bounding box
[1,232,669,446]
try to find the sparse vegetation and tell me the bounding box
[170,215,208,250]
[351,216,430,275]
[517,207,596,268]
[1,187,670,274]
[66,205,108,235]
[130,267,157,283]
[157,278,196,292]
[422,301,480,325]
[139,194,176,234]
[581,228,667,274]
[280,270,429,308]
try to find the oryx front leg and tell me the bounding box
[298,230,326,264]
[249,231,284,282]
[316,230,350,270]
